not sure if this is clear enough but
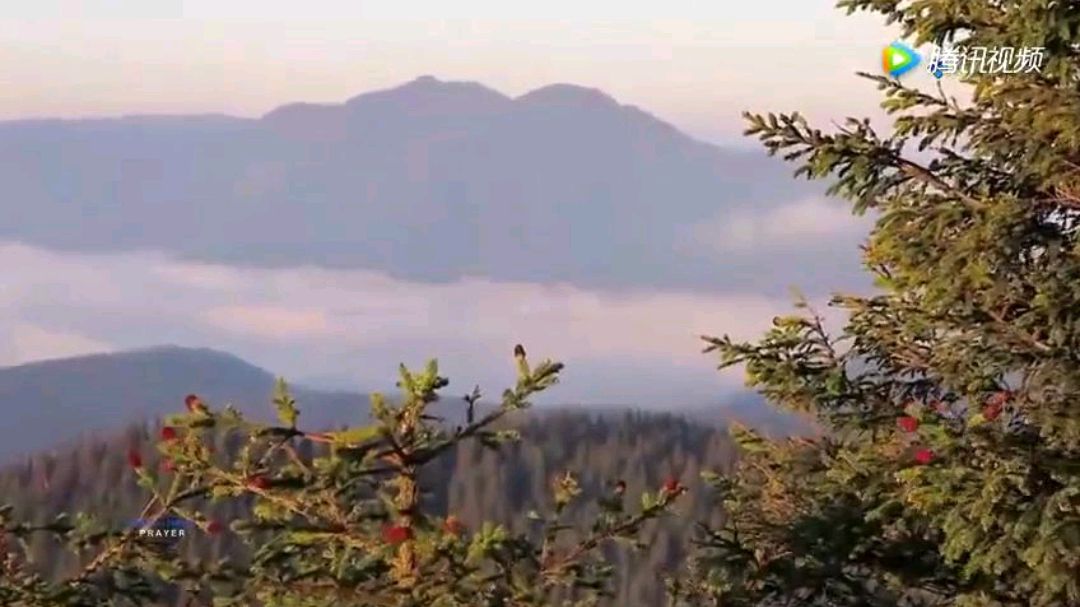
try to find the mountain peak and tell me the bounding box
[261,76,511,130]
[516,83,619,108]
[344,76,511,113]
[408,74,442,86]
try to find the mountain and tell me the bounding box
[0,346,801,465]
[0,76,837,295]
[0,346,366,463]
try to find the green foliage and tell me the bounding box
[675,2,1080,606]
[272,378,299,430]
[0,351,691,606]
[0,410,734,606]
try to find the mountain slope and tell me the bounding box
[0,76,834,295]
[0,346,366,463]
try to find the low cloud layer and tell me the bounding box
[681,196,872,257]
[700,196,871,252]
[0,242,818,404]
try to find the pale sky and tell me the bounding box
[1,0,911,143]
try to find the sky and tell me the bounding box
[0,1,923,405]
[1,0,908,144]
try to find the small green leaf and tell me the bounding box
[272,377,299,428]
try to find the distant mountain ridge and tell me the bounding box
[0,346,803,464]
[0,76,840,295]
[0,346,365,463]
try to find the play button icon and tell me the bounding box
[882,42,920,77]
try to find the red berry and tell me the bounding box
[897,416,919,433]
[247,475,270,490]
[160,458,175,473]
[184,394,206,413]
[383,524,412,544]
[914,448,935,465]
[983,391,1009,421]
[661,477,681,494]
[443,516,464,536]
[160,426,178,441]
[206,520,223,535]
[127,449,143,469]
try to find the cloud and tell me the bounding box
[172,263,789,365]
[152,264,243,292]
[0,241,810,404]
[0,323,113,367]
[203,305,332,339]
[689,196,870,253]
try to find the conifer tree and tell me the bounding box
[674,1,1080,606]
[1,350,684,606]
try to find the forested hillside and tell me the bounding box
[0,410,736,607]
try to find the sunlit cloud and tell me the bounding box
[0,242,806,403]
